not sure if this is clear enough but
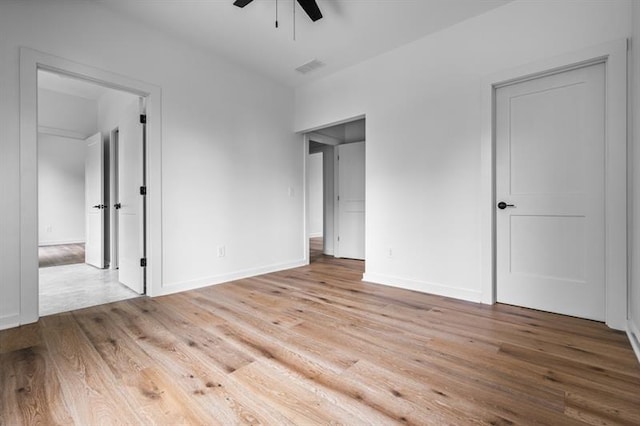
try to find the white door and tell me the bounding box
[117,99,144,294]
[336,141,365,260]
[496,63,605,321]
[84,132,104,268]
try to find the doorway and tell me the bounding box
[308,149,324,263]
[305,117,366,263]
[37,69,144,316]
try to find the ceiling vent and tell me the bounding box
[295,59,325,74]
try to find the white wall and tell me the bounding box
[38,134,86,245]
[308,152,323,237]
[36,88,98,246]
[630,0,640,353]
[295,0,633,302]
[0,1,302,328]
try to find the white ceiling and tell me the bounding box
[316,118,365,143]
[95,0,512,87]
[38,69,112,100]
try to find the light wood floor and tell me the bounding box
[309,236,324,263]
[39,243,85,268]
[2,253,639,425]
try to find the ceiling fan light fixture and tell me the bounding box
[233,0,254,7]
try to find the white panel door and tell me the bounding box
[336,141,365,260]
[117,99,144,294]
[496,63,605,321]
[84,132,104,268]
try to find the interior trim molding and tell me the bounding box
[19,47,163,325]
[38,239,85,247]
[480,38,629,330]
[38,126,90,140]
[628,320,640,364]
[0,314,20,331]
[159,259,308,296]
[363,273,483,303]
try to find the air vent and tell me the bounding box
[295,59,325,74]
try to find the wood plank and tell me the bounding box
[1,254,638,424]
[72,305,216,425]
[39,313,143,424]
[0,323,42,354]
[0,346,73,425]
[232,360,391,425]
[39,243,85,268]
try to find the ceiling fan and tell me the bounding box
[233,0,323,22]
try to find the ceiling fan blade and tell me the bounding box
[296,0,323,22]
[233,0,254,8]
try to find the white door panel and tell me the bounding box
[496,63,605,321]
[84,132,104,268]
[117,99,144,294]
[336,142,365,260]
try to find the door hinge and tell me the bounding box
[139,114,147,124]
[140,186,147,195]
[140,258,147,267]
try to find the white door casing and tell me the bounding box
[19,48,161,327]
[84,132,104,268]
[496,63,605,321]
[110,129,120,270]
[336,141,365,260]
[117,99,145,294]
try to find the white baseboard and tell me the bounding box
[39,239,85,247]
[308,232,323,238]
[0,314,21,331]
[362,272,483,303]
[628,320,640,365]
[156,259,308,297]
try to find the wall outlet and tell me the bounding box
[46,225,52,233]
[217,245,226,258]
[387,248,393,258]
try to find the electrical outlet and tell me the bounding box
[46,225,52,233]
[387,248,393,258]
[217,245,226,258]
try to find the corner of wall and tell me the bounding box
[629,0,640,352]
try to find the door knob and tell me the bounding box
[497,201,515,210]
[114,203,121,209]
[92,204,106,209]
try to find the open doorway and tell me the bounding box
[306,118,366,264]
[308,148,324,263]
[37,70,144,316]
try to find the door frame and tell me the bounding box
[110,128,120,270]
[480,39,628,330]
[19,47,163,325]
[301,114,366,264]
